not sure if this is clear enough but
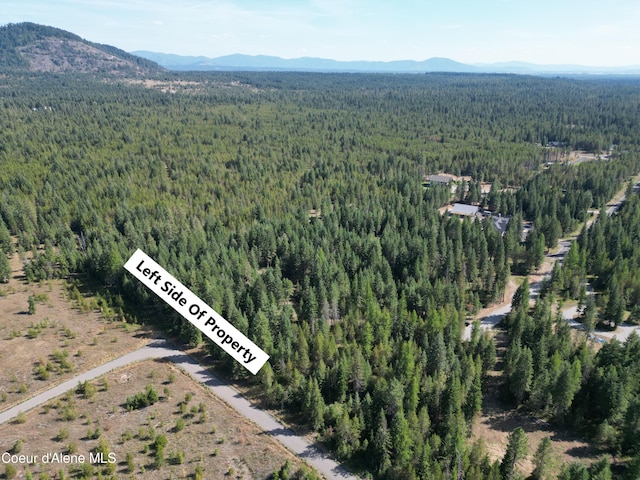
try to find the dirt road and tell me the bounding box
[0,339,358,480]
[462,238,572,341]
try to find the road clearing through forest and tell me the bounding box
[461,239,569,342]
[0,339,358,480]
[466,177,639,473]
[561,296,640,344]
[559,181,640,342]
[464,175,639,343]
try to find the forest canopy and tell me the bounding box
[2,71,640,479]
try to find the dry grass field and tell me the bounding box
[0,251,151,411]
[0,359,307,479]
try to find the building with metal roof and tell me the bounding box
[426,174,452,185]
[450,203,480,217]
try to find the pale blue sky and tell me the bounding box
[2,0,639,65]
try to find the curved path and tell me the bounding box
[561,290,640,344]
[0,339,358,480]
[464,176,639,343]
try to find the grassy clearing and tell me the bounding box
[0,360,307,479]
[0,252,150,411]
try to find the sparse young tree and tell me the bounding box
[0,252,10,282]
[126,452,135,474]
[4,464,17,480]
[28,295,36,315]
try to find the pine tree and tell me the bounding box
[528,231,546,272]
[0,252,10,283]
[500,427,528,480]
[0,219,11,254]
[557,462,589,480]
[307,378,325,431]
[590,458,612,480]
[582,295,597,335]
[334,410,356,460]
[531,437,553,480]
[250,310,274,354]
[605,280,625,327]
[553,360,581,418]
[391,408,413,470]
[373,409,392,476]
[351,348,368,393]
[625,454,640,480]
[464,360,483,422]
[507,344,533,404]
[511,278,530,315]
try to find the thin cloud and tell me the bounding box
[595,24,621,35]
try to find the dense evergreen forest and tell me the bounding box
[2,71,640,479]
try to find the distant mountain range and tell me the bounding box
[134,51,640,75]
[1,22,638,76]
[132,52,479,73]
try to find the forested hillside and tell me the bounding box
[2,71,640,479]
[0,22,163,74]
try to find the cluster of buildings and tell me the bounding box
[424,174,512,236]
[447,203,511,236]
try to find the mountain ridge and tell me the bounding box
[134,50,640,75]
[0,22,163,75]
[134,51,479,73]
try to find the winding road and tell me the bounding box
[463,176,640,343]
[560,186,640,343]
[0,339,358,480]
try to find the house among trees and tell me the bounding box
[425,174,452,186]
[492,215,511,236]
[449,203,480,217]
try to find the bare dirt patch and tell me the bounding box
[123,78,207,94]
[477,276,520,319]
[0,360,306,479]
[472,380,599,477]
